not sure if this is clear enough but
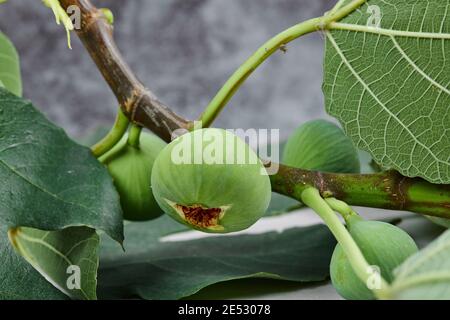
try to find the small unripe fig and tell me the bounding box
[151,128,272,233]
[283,120,360,173]
[100,132,166,221]
[330,216,418,300]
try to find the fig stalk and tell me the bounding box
[197,0,366,127]
[325,198,358,223]
[197,16,322,128]
[301,187,391,300]
[128,125,143,148]
[91,108,130,158]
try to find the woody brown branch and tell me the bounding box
[59,0,191,142]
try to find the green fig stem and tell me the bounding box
[91,108,129,158]
[197,17,320,128]
[197,0,366,128]
[301,187,391,300]
[270,167,450,220]
[325,198,359,223]
[127,125,142,148]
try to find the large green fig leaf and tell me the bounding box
[324,0,450,184]
[389,229,450,299]
[98,216,336,300]
[0,225,67,300]
[0,87,123,240]
[8,227,99,300]
[0,31,21,96]
[0,87,123,299]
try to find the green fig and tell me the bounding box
[151,128,272,233]
[330,216,418,300]
[283,120,360,173]
[100,132,166,221]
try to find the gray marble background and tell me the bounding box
[0,0,335,139]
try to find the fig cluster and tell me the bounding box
[330,215,418,300]
[100,132,166,221]
[151,128,272,233]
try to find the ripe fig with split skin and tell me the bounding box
[151,128,272,233]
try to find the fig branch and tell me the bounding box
[59,0,192,142]
[59,0,450,219]
[271,167,450,219]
